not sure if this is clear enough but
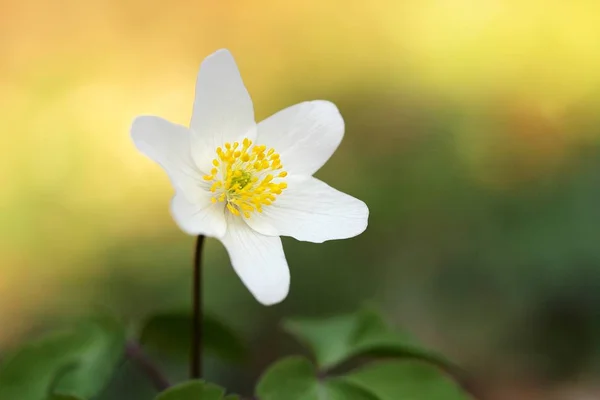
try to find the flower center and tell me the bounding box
[203,138,287,218]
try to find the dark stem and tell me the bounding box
[191,235,206,379]
[125,340,170,391]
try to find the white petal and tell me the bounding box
[256,101,344,176]
[190,49,257,171]
[170,190,227,238]
[131,116,202,191]
[245,176,368,243]
[221,214,290,305]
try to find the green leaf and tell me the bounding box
[256,356,378,400]
[0,315,125,400]
[223,396,241,400]
[140,312,246,363]
[256,356,315,397]
[155,380,226,400]
[283,307,449,370]
[53,315,125,397]
[342,361,471,400]
[257,357,472,400]
[47,395,83,400]
[321,381,384,400]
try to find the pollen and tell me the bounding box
[205,139,287,218]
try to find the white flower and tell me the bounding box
[130,49,369,305]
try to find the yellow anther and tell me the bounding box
[206,139,287,217]
[227,203,240,216]
[240,203,254,211]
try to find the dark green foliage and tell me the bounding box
[256,356,470,400]
[0,315,125,400]
[283,307,451,371]
[139,311,247,363]
[0,307,471,400]
[155,380,229,400]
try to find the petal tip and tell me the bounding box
[129,115,148,137]
[212,48,233,56]
[311,100,344,127]
[129,115,161,143]
[311,99,339,111]
[247,263,290,306]
[352,200,370,236]
[202,48,235,67]
[255,284,290,306]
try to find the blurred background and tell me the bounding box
[2,0,600,398]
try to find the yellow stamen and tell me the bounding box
[227,203,240,216]
[203,138,287,217]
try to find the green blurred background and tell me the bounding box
[2,0,600,398]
